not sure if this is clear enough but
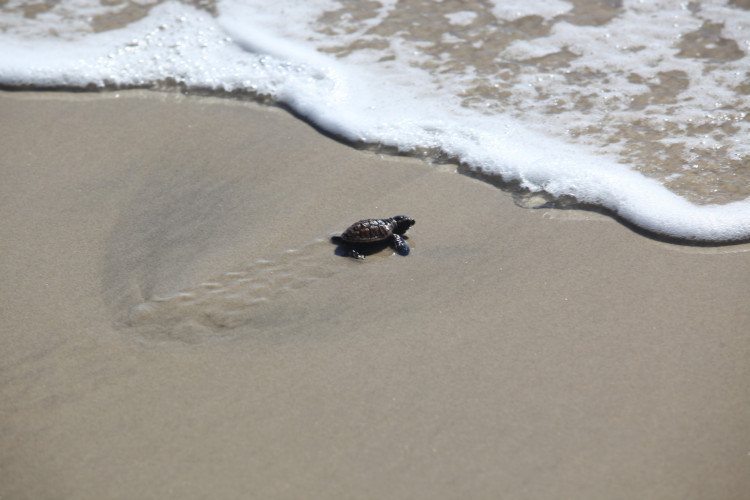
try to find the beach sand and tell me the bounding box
[1,90,749,499]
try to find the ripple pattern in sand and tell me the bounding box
[125,240,332,341]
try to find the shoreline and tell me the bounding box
[2,90,749,499]
[5,86,750,246]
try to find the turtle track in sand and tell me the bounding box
[122,238,334,342]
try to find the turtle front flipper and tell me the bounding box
[392,234,410,256]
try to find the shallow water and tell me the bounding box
[1,0,749,240]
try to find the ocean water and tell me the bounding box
[1,0,749,241]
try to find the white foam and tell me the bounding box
[445,11,478,26]
[490,0,572,21]
[1,0,749,241]
[495,1,750,171]
[0,0,113,39]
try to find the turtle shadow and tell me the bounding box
[330,236,410,259]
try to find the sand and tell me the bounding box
[1,90,749,499]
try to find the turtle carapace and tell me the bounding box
[332,215,415,260]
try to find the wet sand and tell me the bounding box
[1,90,749,499]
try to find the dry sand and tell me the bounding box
[1,90,749,499]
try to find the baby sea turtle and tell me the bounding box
[332,215,415,260]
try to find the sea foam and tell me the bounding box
[1,0,748,241]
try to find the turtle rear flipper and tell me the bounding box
[392,234,410,256]
[348,248,365,260]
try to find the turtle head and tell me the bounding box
[391,215,415,234]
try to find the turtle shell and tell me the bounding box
[340,218,395,243]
